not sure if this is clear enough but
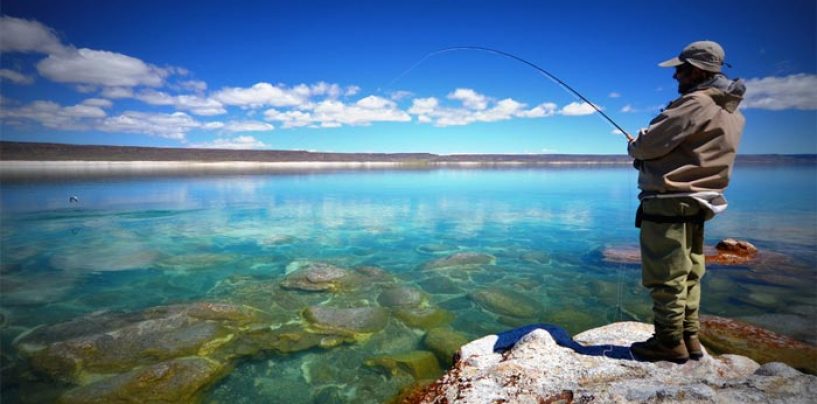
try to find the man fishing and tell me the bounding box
[627,40,746,363]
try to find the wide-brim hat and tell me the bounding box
[659,40,726,72]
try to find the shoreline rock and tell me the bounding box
[405,321,817,403]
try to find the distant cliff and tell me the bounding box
[1,141,814,165]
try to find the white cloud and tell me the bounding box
[742,74,817,110]
[213,82,307,108]
[101,87,134,98]
[0,99,106,130]
[518,102,558,118]
[221,120,274,132]
[448,88,488,110]
[560,102,598,116]
[179,80,207,92]
[37,48,169,87]
[133,90,226,116]
[99,111,201,139]
[263,109,313,128]
[408,97,439,115]
[263,95,410,128]
[203,121,225,130]
[345,85,361,97]
[609,92,621,98]
[0,16,66,55]
[621,104,635,113]
[390,90,413,101]
[189,135,267,150]
[0,68,34,84]
[407,92,558,127]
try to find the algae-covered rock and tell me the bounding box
[377,286,425,308]
[281,262,357,292]
[423,328,470,367]
[422,252,495,271]
[223,324,346,358]
[155,253,236,271]
[58,357,226,404]
[15,302,260,383]
[417,276,463,295]
[303,306,389,336]
[394,307,454,330]
[700,315,817,375]
[29,318,230,381]
[470,288,543,319]
[365,350,442,380]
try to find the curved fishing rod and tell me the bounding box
[387,46,634,141]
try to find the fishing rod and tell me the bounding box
[388,46,634,141]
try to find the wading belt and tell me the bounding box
[634,204,707,228]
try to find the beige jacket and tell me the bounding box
[628,81,745,197]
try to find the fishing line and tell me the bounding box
[384,46,639,350]
[382,46,634,141]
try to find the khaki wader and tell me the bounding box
[639,197,706,344]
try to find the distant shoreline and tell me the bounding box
[1,141,814,167]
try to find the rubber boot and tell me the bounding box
[630,335,689,364]
[684,332,704,360]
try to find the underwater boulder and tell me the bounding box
[422,252,496,271]
[222,324,346,358]
[155,253,237,271]
[364,350,442,380]
[393,307,454,330]
[28,318,230,381]
[58,356,226,404]
[423,328,470,367]
[470,288,543,319]
[303,306,389,336]
[377,286,425,308]
[281,262,357,292]
[699,315,817,375]
[417,276,463,295]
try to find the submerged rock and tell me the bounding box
[409,322,817,403]
[365,350,442,380]
[15,302,262,383]
[700,315,817,375]
[281,262,357,292]
[708,238,758,265]
[422,252,495,271]
[470,288,543,319]
[155,253,236,271]
[417,276,463,295]
[423,328,469,367]
[303,306,389,336]
[394,307,454,330]
[377,286,425,308]
[59,357,226,404]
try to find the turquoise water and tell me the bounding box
[1,166,815,402]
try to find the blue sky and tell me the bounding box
[1,0,815,154]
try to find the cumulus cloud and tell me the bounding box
[0,16,66,55]
[609,92,621,98]
[98,111,201,139]
[448,88,488,110]
[0,68,34,84]
[560,101,598,116]
[0,99,106,130]
[221,120,274,132]
[37,48,169,87]
[213,82,306,108]
[134,90,226,116]
[407,89,558,127]
[742,74,817,110]
[264,95,411,128]
[178,80,207,93]
[189,135,267,150]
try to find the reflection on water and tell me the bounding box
[1,166,815,402]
